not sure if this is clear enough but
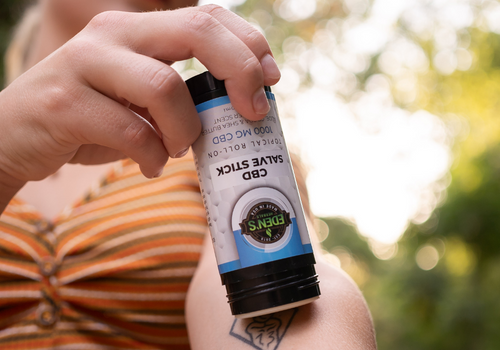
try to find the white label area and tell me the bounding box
[192,93,312,273]
[209,150,290,192]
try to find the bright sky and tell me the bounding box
[196,0,485,244]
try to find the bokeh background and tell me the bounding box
[3,0,500,348]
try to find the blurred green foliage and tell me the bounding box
[234,1,500,349]
[321,24,500,350]
[381,27,500,349]
[2,1,500,349]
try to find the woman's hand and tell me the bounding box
[0,5,280,198]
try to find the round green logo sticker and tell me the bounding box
[239,201,292,244]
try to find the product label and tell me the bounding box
[192,92,313,274]
[209,150,290,192]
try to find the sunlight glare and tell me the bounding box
[292,88,451,244]
[275,0,317,22]
[416,244,440,270]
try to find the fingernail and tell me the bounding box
[153,168,163,178]
[261,54,281,80]
[253,88,270,115]
[173,147,189,159]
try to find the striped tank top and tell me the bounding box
[0,156,206,349]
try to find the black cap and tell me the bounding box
[185,71,273,106]
[185,71,228,105]
[222,253,320,317]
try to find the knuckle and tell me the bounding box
[40,83,78,115]
[86,11,124,31]
[243,27,266,49]
[79,11,131,47]
[146,67,182,99]
[240,55,261,77]
[36,83,89,145]
[123,120,152,149]
[199,4,225,15]
[185,11,219,35]
[61,37,97,65]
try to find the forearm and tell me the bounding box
[186,237,377,350]
[0,168,25,214]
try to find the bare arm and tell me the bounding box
[186,235,377,350]
[0,171,25,214]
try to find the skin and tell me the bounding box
[187,224,377,350]
[0,1,377,348]
[0,0,281,214]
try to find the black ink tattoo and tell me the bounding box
[229,308,298,350]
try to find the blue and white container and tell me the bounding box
[186,71,320,318]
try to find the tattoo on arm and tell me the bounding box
[229,308,298,350]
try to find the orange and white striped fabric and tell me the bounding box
[0,156,206,349]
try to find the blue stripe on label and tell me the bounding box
[217,246,313,274]
[195,96,231,113]
[218,259,242,274]
[233,219,304,267]
[217,218,313,274]
[195,93,275,113]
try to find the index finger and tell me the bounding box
[108,6,277,120]
[198,5,281,87]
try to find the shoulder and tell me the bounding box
[186,238,377,350]
[289,257,377,349]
